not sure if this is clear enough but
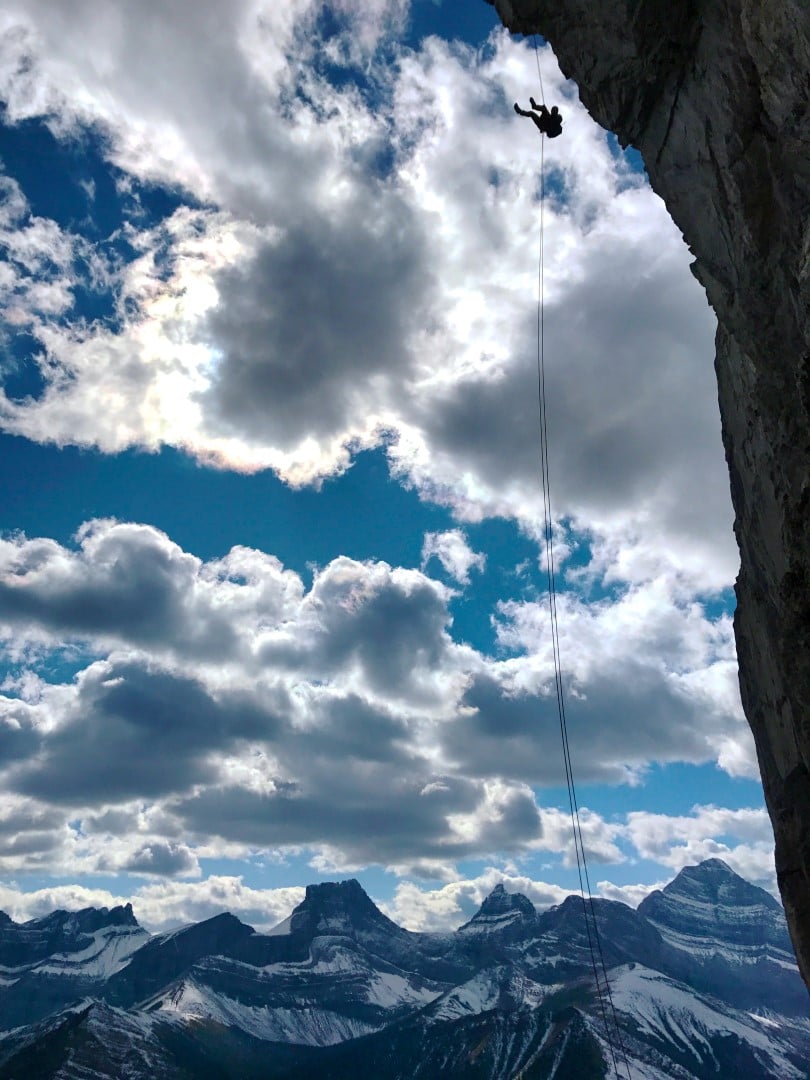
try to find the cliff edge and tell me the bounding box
[485,0,810,986]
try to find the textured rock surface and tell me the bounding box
[486,0,810,987]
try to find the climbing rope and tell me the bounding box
[532,37,632,1080]
[532,36,546,106]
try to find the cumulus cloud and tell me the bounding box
[0,520,776,895]
[0,519,302,661]
[0,173,86,331]
[0,7,734,592]
[201,185,431,459]
[0,520,755,882]
[6,657,280,805]
[595,879,665,908]
[441,581,753,787]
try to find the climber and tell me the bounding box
[514,98,563,138]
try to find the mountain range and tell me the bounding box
[0,859,807,1078]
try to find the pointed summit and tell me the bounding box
[637,859,792,965]
[641,858,781,916]
[458,884,536,935]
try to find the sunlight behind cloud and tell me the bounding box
[0,0,764,918]
[0,6,732,591]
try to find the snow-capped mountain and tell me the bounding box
[638,857,795,963]
[0,903,149,1030]
[636,857,808,1015]
[457,882,536,938]
[0,860,806,1079]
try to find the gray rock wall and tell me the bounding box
[485,0,810,986]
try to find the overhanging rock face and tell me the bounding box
[485,0,810,986]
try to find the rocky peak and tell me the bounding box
[638,859,792,962]
[0,904,145,969]
[102,911,254,1010]
[642,858,781,913]
[109,902,140,927]
[481,883,536,917]
[458,883,536,934]
[289,879,400,938]
[29,903,141,936]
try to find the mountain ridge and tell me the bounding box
[0,860,806,1079]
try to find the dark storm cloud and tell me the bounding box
[11,659,284,805]
[203,192,432,450]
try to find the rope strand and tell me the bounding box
[533,36,546,106]
[534,108,632,1080]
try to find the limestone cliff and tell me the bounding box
[485,0,810,986]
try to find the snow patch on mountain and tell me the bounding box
[611,965,807,1078]
[649,921,799,967]
[32,924,150,978]
[458,909,523,934]
[151,977,382,1045]
[260,938,370,977]
[368,971,440,1009]
[0,861,806,1078]
[428,967,556,1022]
[428,970,503,1021]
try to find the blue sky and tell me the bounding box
[0,0,772,932]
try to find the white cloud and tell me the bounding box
[535,806,624,867]
[0,5,761,903]
[595,879,665,908]
[422,528,485,584]
[0,876,304,932]
[0,12,734,595]
[0,519,754,878]
[0,881,130,923]
[624,804,776,892]
[443,578,751,786]
[130,876,305,932]
[381,867,571,932]
[0,174,82,327]
[0,518,303,663]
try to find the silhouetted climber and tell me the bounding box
[514,98,563,138]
